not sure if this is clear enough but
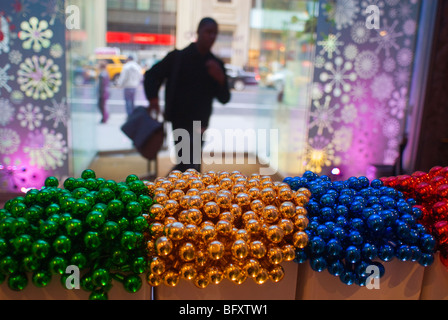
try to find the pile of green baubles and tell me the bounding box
[0,169,153,300]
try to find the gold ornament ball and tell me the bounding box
[184,224,199,240]
[262,205,279,223]
[195,249,208,268]
[187,208,203,225]
[246,219,261,235]
[166,221,185,241]
[236,192,251,207]
[269,265,285,283]
[244,259,261,278]
[163,270,180,287]
[267,246,284,265]
[200,224,217,243]
[178,242,196,262]
[266,225,284,244]
[150,256,166,275]
[282,244,296,261]
[150,204,165,221]
[231,239,249,259]
[293,231,309,249]
[208,267,224,285]
[155,236,173,256]
[204,201,220,219]
[216,219,232,236]
[180,263,197,280]
[194,273,210,289]
[280,201,296,219]
[294,214,309,231]
[254,268,269,285]
[169,189,185,202]
[225,263,242,281]
[146,272,162,287]
[278,218,294,235]
[250,240,267,259]
[208,240,225,260]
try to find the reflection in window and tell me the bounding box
[122,0,136,10]
[137,0,151,10]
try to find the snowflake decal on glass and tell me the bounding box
[389,87,408,119]
[0,98,15,126]
[317,33,344,59]
[354,50,380,79]
[324,0,360,30]
[309,95,340,135]
[0,64,14,95]
[23,127,68,170]
[44,98,69,128]
[0,128,21,155]
[17,55,62,100]
[351,21,371,44]
[370,73,395,101]
[0,15,11,54]
[8,50,23,64]
[19,17,53,52]
[305,135,337,174]
[17,103,44,130]
[320,56,357,97]
[369,19,403,57]
[333,127,354,152]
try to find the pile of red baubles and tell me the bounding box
[381,166,448,267]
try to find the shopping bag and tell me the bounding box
[121,106,164,160]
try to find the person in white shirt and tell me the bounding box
[118,56,143,116]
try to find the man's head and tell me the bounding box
[196,17,218,54]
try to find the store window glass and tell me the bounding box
[137,0,151,10]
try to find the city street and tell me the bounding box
[69,83,281,115]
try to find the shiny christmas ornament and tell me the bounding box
[179,242,196,262]
[269,265,285,283]
[163,270,180,287]
[207,266,224,284]
[250,240,267,259]
[208,241,225,260]
[155,236,173,256]
[231,240,249,259]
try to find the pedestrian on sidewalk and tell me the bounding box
[144,17,231,173]
[97,61,110,124]
[118,56,143,117]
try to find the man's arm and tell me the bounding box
[144,50,177,115]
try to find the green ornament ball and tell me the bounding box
[123,274,142,293]
[81,273,95,292]
[7,273,28,291]
[92,268,110,287]
[86,211,106,229]
[70,252,88,270]
[53,235,72,255]
[131,256,147,274]
[32,240,51,259]
[45,176,59,188]
[126,201,142,218]
[89,290,108,300]
[65,219,83,237]
[81,169,96,180]
[22,255,40,272]
[125,174,139,184]
[0,256,18,274]
[102,221,121,240]
[12,234,32,255]
[32,270,52,288]
[84,231,101,250]
[48,256,67,275]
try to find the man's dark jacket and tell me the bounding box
[144,43,231,128]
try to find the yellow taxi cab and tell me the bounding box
[95,54,128,85]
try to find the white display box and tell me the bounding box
[295,259,425,300]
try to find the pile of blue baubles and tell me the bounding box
[283,171,436,286]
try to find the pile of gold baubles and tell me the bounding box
[143,169,310,289]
